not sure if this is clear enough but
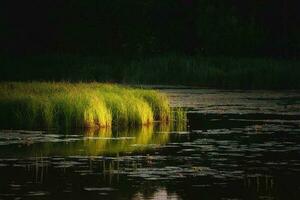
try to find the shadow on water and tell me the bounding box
[1,89,300,200]
[0,123,185,200]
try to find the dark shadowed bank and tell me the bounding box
[1,1,300,89]
[1,54,299,89]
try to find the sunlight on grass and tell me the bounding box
[0,82,182,130]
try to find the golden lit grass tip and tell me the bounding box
[0,82,175,130]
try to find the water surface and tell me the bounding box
[0,89,300,200]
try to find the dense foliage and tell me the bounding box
[0,83,173,129]
[1,55,299,89]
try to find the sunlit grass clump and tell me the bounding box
[0,82,174,129]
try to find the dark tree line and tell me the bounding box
[1,0,300,57]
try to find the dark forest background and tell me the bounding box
[1,0,300,58]
[1,0,300,89]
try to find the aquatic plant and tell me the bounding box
[170,107,188,132]
[0,82,177,129]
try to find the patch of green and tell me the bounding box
[0,82,177,129]
[171,107,188,132]
[1,54,299,89]
[124,55,300,89]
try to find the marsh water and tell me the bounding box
[1,89,300,200]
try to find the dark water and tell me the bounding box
[1,89,300,200]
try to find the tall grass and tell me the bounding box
[1,54,299,89]
[124,55,300,89]
[0,82,178,130]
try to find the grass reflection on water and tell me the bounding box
[20,122,184,157]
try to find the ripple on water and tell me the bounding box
[84,187,116,192]
[26,191,49,196]
[1,89,300,199]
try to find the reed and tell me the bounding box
[0,82,176,129]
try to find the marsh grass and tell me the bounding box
[0,82,179,130]
[171,107,188,131]
[1,54,299,89]
[124,55,300,89]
